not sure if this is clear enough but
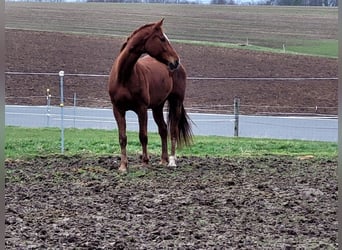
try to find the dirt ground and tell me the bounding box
[5,155,337,249]
[5,29,338,115]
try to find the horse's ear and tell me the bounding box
[154,18,164,29]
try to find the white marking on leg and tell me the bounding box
[168,155,177,167]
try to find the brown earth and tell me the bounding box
[5,29,338,115]
[5,155,338,249]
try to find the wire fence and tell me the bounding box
[5,92,338,116]
[5,71,338,146]
[6,71,338,81]
[5,104,338,143]
[5,71,338,116]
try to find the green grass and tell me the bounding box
[174,38,337,57]
[5,126,337,160]
[286,39,338,58]
[5,3,338,58]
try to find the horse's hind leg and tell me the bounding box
[169,128,178,167]
[168,100,181,167]
[152,105,168,165]
[113,107,128,173]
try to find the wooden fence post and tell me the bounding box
[234,97,240,137]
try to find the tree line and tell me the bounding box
[265,0,337,5]
[7,0,338,5]
[86,0,338,5]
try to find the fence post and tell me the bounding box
[73,92,76,128]
[234,97,240,137]
[59,71,65,154]
[46,88,51,127]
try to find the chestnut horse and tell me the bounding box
[108,19,192,173]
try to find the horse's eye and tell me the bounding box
[160,37,166,42]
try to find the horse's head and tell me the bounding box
[142,19,180,71]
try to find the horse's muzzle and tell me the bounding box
[168,60,179,71]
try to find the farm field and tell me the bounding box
[5,3,338,57]
[5,3,338,114]
[4,3,338,249]
[5,29,338,114]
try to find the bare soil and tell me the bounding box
[5,155,337,249]
[5,29,338,115]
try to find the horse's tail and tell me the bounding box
[167,101,193,148]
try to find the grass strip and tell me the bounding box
[5,126,337,160]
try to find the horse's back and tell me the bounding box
[138,55,186,89]
[138,55,170,77]
[140,56,187,102]
[138,56,173,107]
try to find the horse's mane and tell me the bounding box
[120,23,159,52]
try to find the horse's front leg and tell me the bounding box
[152,106,168,165]
[113,107,128,173]
[137,109,149,165]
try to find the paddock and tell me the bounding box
[5,155,337,248]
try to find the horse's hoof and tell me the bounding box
[159,160,168,166]
[118,166,128,174]
[167,156,177,167]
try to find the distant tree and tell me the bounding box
[329,0,337,6]
[272,0,338,5]
[210,0,236,4]
[275,0,303,5]
[211,0,226,3]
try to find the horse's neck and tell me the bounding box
[116,46,142,82]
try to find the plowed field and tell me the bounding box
[5,29,338,114]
